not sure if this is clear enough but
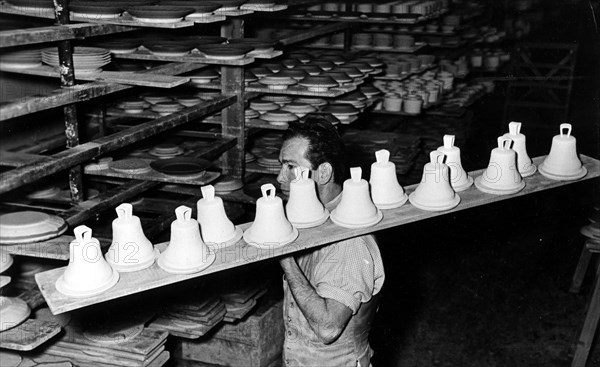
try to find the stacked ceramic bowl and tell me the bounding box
[150,101,185,116]
[0,48,42,69]
[42,47,111,73]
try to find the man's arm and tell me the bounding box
[280,256,352,344]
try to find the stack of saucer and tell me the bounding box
[261,110,299,127]
[42,47,111,73]
[149,143,184,158]
[150,101,184,116]
[116,99,149,113]
[0,48,42,69]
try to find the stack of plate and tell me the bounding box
[70,2,124,19]
[149,143,184,158]
[93,39,140,54]
[151,102,184,116]
[42,47,111,74]
[189,68,219,85]
[0,48,42,69]
[261,110,299,127]
[127,5,195,23]
[196,44,254,60]
[322,104,360,124]
[116,99,150,113]
[256,153,282,170]
[258,75,297,90]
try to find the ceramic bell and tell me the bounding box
[158,206,215,274]
[285,167,329,228]
[243,184,298,248]
[330,167,383,228]
[105,203,156,272]
[503,122,536,177]
[369,149,408,209]
[197,185,242,248]
[409,151,460,211]
[436,135,473,191]
[539,123,587,180]
[475,137,525,195]
[55,226,119,297]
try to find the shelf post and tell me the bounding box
[54,0,84,202]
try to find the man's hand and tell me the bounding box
[279,256,296,272]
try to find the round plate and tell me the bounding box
[109,159,152,174]
[26,186,61,199]
[0,296,31,332]
[451,175,474,192]
[244,227,298,249]
[289,209,330,229]
[55,268,119,298]
[538,164,587,181]
[157,251,216,274]
[408,192,461,211]
[214,178,244,193]
[0,253,14,274]
[330,209,383,229]
[474,176,526,195]
[374,193,408,210]
[150,157,210,176]
[0,211,67,245]
[206,226,244,251]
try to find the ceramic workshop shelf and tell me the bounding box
[114,49,256,66]
[0,2,223,27]
[0,64,190,88]
[35,155,599,315]
[0,319,61,351]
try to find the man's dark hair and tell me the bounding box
[282,114,347,185]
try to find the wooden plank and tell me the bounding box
[2,235,112,261]
[114,50,255,66]
[0,151,52,168]
[0,62,206,121]
[244,82,358,97]
[43,345,165,367]
[0,95,236,194]
[0,23,136,48]
[34,155,600,314]
[0,65,190,88]
[84,170,221,187]
[0,319,61,351]
[276,21,352,46]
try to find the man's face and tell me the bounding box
[277,136,313,192]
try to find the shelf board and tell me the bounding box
[35,155,600,314]
[277,9,447,25]
[114,50,255,66]
[195,81,359,97]
[0,94,236,194]
[0,319,61,351]
[0,62,207,121]
[245,118,289,130]
[240,4,288,12]
[0,65,191,88]
[0,23,137,48]
[0,151,52,168]
[1,235,110,260]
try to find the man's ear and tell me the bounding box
[314,162,334,185]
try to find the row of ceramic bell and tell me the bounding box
[539,123,586,180]
[409,151,461,211]
[244,184,299,248]
[475,137,526,195]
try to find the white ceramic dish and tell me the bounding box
[0,211,67,245]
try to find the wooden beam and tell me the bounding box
[0,95,237,194]
[0,23,136,48]
[34,155,600,314]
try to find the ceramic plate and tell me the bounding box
[374,193,409,210]
[290,209,330,229]
[0,211,67,245]
[55,268,119,298]
[408,192,461,211]
[474,176,526,195]
[0,297,31,332]
[150,157,211,176]
[244,227,298,249]
[330,209,383,229]
[157,251,216,274]
[109,159,152,174]
[538,164,587,181]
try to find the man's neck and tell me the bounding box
[317,182,342,205]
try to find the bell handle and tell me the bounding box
[73,225,93,242]
[508,121,521,135]
[560,123,572,137]
[261,183,276,199]
[115,203,133,220]
[201,185,215,201]
[350,167,362,182]
[497,136,512,150]
[375,149,390,163]
[175,206,192,222]
[430,150,445,164]
[442,135,455,149]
